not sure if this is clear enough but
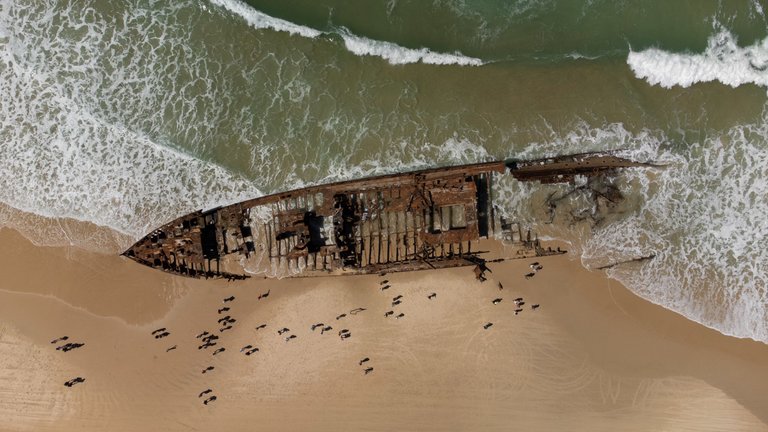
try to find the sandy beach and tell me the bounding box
[0,225,766,432]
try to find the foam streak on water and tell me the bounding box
[628,28,768,89]
[208,0,483,66]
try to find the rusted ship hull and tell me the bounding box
[122,152,646,280]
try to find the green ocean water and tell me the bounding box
[0,0,767,341]
[242,0,765,59]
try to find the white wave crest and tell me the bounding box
[627,29,768,89]
[208,0,321,38]
[208,0,483,66]
[338,28,483,66]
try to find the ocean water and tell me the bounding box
[0,0,767,342]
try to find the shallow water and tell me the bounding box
[0,0,766,342]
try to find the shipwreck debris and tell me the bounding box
[596,254,657,270]
[123,152,650,279]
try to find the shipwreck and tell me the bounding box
[122,152,647,279]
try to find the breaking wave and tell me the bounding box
[208,0,483,66]
[338,28,483,66]
[206,0,321,38]
[627,29,768,89]
[499,119,768,344]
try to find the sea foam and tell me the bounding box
[0,0,261,249]
[627,29,768,89]
[574,122,768,343]
[482,117,768,344]
[208,0,483,66]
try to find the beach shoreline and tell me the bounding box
[0,225,766,431]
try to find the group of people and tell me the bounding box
[191,289,269,404]
[51,336,86,387]
[192,294,252,404]
[155,261,547,405]
[51,336,85,353]
[483,262,543,327]
[152,327,170,339]
[198,388,217,405]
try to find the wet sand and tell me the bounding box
[0,227,766,432]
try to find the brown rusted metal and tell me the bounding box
[122,152,648,280]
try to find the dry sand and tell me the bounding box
[0,227,766,432]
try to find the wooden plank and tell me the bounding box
[388,210,397,263]
[264,223,272,258]
[399,211,408,261]
[377,192,384,264]
[382,210,390,263]
[360,220,369,267]
[362,192,373,266]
